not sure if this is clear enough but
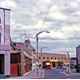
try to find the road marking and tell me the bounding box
[42,70,45,78]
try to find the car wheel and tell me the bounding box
[2,77,5,79]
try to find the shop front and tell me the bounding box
[0,54,4,74]
[50,59,58,68]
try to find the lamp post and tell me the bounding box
[35,30,50,76]
[40,47,47,70]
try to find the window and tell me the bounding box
[0,33,1,43]
[54,57,56,59]
[43,57,45,59]
[39,57,41,59]
[16,43,19,47]
[58,57,60,60]
[51,57,53,59]
[47,57,49,59]
[61,58,63,60]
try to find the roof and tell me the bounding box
[11,40,35,51]
[0,7,11,10]
[10,49,17,54]
[76,45,80,48]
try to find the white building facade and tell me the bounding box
[0,8,10,77]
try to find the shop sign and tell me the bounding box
[24,51,32,59]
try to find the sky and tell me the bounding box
[0,0,80,57]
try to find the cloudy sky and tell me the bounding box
[1,0,80,57]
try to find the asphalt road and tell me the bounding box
[42,69,80,79]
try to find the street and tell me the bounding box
[41,69,80,79]
[6,68,80,79]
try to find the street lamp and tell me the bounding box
[40,47,48,70]
[35,30,50,76]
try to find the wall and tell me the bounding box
[38,53,70,68]
[11,53,21,63]
[76,47,80,63]
[0,8,10,77]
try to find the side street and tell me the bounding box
[1,3,80,79]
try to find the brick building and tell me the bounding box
[10,38,35,76]
[38,52,70,68]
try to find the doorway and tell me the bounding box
[52,62,55,67]
[0,54,4,74]
[0,60,1,73]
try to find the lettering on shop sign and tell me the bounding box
[24,51,28,57]
[24,51,32,59]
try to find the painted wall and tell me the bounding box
[0,8,10,76]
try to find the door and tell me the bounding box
[52,62,55,67]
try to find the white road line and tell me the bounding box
[42,70,45,78]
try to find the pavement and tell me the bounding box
[6,69,44,79]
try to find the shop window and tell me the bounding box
[64,64,66,67]
[0,33,1,43]
[67,64,69,67]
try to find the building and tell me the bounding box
[70,57,76,69]
[38,52,70,68]
[76,45,80,64]
[10,38,35,76]
[0,7,11,77]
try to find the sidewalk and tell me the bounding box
[6,69,44,79]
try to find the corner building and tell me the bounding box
[38,53,70,68]
[0,8,11,77]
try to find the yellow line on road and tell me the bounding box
[42,70,45,78]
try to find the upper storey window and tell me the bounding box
[16,43,19,47]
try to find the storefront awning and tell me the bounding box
[64,63,69,64]
[50,59,58,62]
[39,63,41,64]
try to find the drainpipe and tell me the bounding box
[4,9,5,45]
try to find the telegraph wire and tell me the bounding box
[40,0,52,31]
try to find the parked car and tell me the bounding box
[57,66,62,69]
[63,66,66,69]
[32,64,36,70]
[0,74,6,79]
[75,64,80,72]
